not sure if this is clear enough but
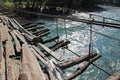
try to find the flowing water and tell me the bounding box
[36,5,120,80]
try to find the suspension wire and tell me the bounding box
[64,19,68,41]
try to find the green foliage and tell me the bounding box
[4,1,14,8]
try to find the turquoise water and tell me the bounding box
[36,5,120,80]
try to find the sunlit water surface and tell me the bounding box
[36,5,120,80]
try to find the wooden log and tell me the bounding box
[60,53,97,69]
[38,43,64,62]
[6,33,15,56]
[64,54,102,80]
[35,31,50,37]
[8,19,19,30]
[13,19,35,37]
[19,44,33,80]
[43,36,59,44]
[22,44,46,80]
[26,26,44,31]
[0,25,9,42]
[32,45,63,73]
[21,21,33,27]
[49,40,64,49]
[13,30,26,43]
[10,31,21,53]
[24,23,37,29]
[23,33,43,43]
[52,41,70,51]
[0,31,2,62]
[30,47,56,80]
[32,28,49,35]
[31,47,63,80]
[5,40,16,80]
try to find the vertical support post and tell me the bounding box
[89,14,93,56]
[103,17,105,27]
[64,19,67,41]
[56,18,59,42]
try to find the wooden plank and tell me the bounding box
[0,31,5,80]
[43,36,59,44]
[35,31,50,37]
[52,41,70,51]
[8,19,19,30]
[5,40,16,80]
[6,33,15,56]
[19,44,32,80]
[24,23,37,29]
[31,47,63,80]
[31,47,56,80]
[26,26,44,31]
[32,45,62,72]
[13,30,26,43]
[38,43,64,61]
[60,53,97,69]
[0,31,2,62]
[32,28,49,35]
[10,31,21,53]
[49,40,64,49]
[22,44,46,80]
[64,54,102,80]
[21,21,33,26]
[0,25,8,42]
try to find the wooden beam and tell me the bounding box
[38,43,64,62]
[43,36,59,44]
[21,21,33,26]
[15,10,120,29]
[19,44,32,80]
[35,31,50,37]
[31,47,63,80]
[0,31,2,62]
[5,41,16,80]
[32,28,49,35]
[60,53,97,69]
[52,41,70,51]
[24,23,37,29]
[10,31,21,53]
[22,44,46,80]
[64,54,102,80]
[49,40,64,49]
[26,26,44,31]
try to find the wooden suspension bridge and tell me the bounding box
[0,6,120,80]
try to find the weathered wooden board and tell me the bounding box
[5,40,16,80]
[31,47,63,80]
[0,31,5,80]
[10,31,21,53]
[6,33,15,56]
[38,43,64,62]
[65,55,101,80]
[22,44,46,80]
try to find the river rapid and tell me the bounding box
[36,5,120,80]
